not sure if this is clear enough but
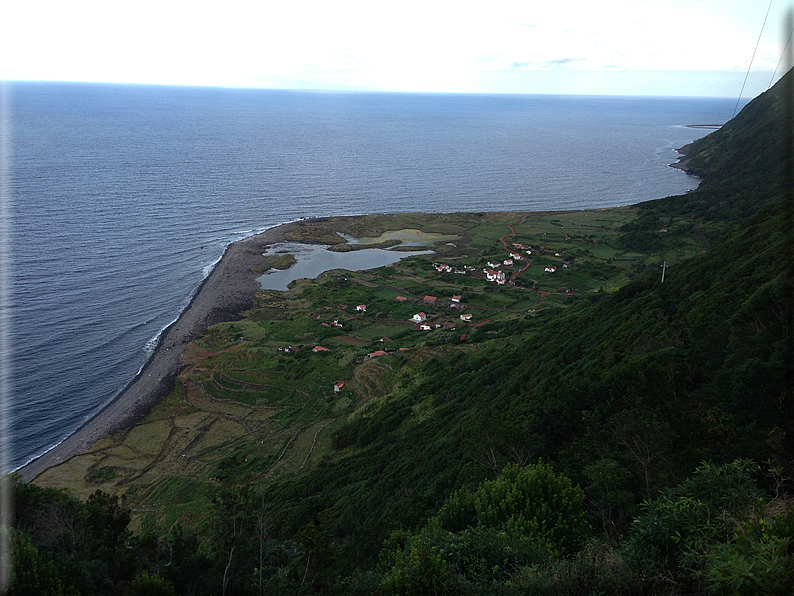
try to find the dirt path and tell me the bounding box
[495,214,577,305]
[492,213,538,288]
[497,214,534,283]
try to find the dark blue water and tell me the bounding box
[5,82,744,472]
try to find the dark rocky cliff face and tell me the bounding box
[669,146,707,179]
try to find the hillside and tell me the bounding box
[643,68,791,233]
[6,72,793,595]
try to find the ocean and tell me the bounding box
[5,82,745,473]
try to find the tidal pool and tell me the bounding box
[257,242,433,291]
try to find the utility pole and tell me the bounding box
[661,261,667,283]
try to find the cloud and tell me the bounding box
[542,58,584,67]
[511,58,585,69]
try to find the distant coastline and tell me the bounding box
[16,221,299,482]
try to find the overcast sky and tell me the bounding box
[1,0,792,97]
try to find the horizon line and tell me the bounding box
[1,77,768,101]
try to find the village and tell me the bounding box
[32,207,703,544]
[262,239,586,396]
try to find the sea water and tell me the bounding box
[5,82,745,472]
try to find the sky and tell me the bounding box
[0,0,792,97]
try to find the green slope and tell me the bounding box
[641,67,791,232]
[243,72,793,592]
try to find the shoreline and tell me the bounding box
[16,221,297,483]
[15,195,706,483]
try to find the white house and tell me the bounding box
[412,312,427,323]
[486,270,506,284]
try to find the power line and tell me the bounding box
[768,24,794,90]
[733,0,774,118]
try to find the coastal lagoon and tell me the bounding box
[257,243,433,291]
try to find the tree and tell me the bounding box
[209,469,257,596]
[612,409,672,497]
[583,457,635,539]
[5,530,79,596]
[130,571,175,596]
[380,462,588,593]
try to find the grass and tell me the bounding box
[588,245,620,259]
[186,418,248,456]
[354,322,416,340]
[120,422,172,456]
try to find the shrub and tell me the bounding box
[438,462,588,554]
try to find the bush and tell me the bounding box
[438,462,588,554]
[379,463,588,593]
[130,571,176,596]
[703,537,793,595]
[623,459,794,593]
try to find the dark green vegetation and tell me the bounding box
[4,71,793,595]
[649,72,789,237]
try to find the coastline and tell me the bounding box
[16,222,297,483]
[15,195,705,484]
[669,145,707,179]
